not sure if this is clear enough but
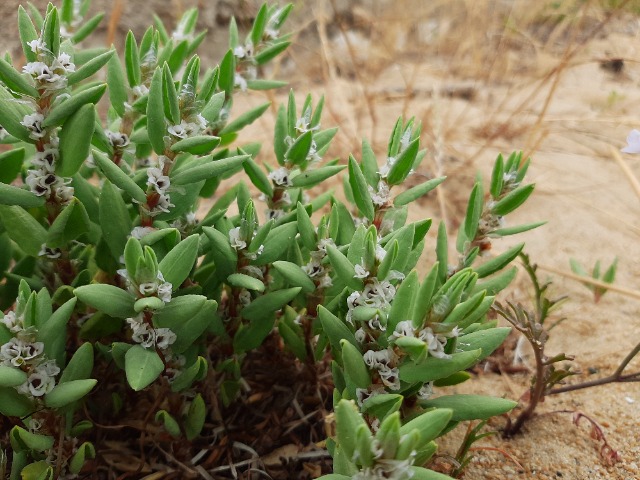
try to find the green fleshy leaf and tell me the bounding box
[398,349,482,383]
[394,176,446,206]
[292,165,346,188]
[387,138,419,185]
[474,243,524,278]
[10,426,54,452]
[420,394,517,421]
[125,345,164,391]
[0,148,25,183]
[69,442,96,475]
[272,261,316,293]
[45,379,97,408]
[491,184,535,216]
[0,205,47,257]
[147,67,166,155]
[71,13,105,44]
[93,150,147,204]
[348,156,374,221]
[158,234,199,287]
[219,102,271,135]
[0,183,44,208]
[57,104,96,177]
[457,327,511,361]
[155,410,181,437]
[47,198,91,248]
[318,305,358,352]
[399,408,453,446]
[241,287,301,321]
[42,84,107,128]
[74,284,135,318]
[67,50,114,86]
[0,58,38,97]
[184,394,206,440]
[326,244,363,291]
[227,273,265,292]
[170,135,221,155]
[99,180,133,260]
[0,387,34,417]
[0,366,27,387]
[171,154,248,185]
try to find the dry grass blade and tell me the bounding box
[610,146,640,201]
[537,264,640,300]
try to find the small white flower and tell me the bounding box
[107,130,130,148]
[157,281,173,303]
[1,311,22,333]
[130,226,155,240]
[27,39,46,53]
[368,181,390,207]
[38,244,62,259]
[354,263,369,279]
[355,327,367,344]
[0,339,44,367]
[146,193,174,216]
[417,382,434,400]
[390,320,415,342]
[52,53,75,74]
[147,167,170,193]
[268,166,292,186]
[239,289,252,306]
[33,148,58,172]
[622,129,640,154]
[418,327,450,359]
[234,73,248,91]
[132,84,149,97]
[21,113,46,140]
[139,282,157,296]
[19,370,56,397]
[228,227,246,250]
[375,244,386,262]
[155,328,177,349]
[378,366,400,390]
[131,322,155,348]
[167,120,200,139]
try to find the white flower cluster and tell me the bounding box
[167,115,207,139]
[390,320,461,360]
[143,156,174,217]
[364,348,400,390]
[302,238,335,289]
[170,211,198,233]
[268,166,292,187]
[126,313,176,350]
[346,277,396,326]
[39,244,62,259]
[352,454,415,480]
[24,137,74,204]
[106,130,130,149]
[368,181,391,207]
[233,42,257,91]
[117,269,173,304]
[1,312,60,398]
[23,40,75,93]
[228,226,247,251]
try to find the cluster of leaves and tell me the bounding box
[569,257,617,303]
[0,2,540,479]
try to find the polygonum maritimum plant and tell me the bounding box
[0,2,541,478]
